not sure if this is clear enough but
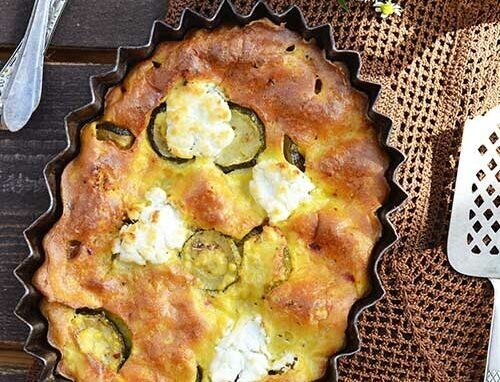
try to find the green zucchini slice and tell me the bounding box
[96,122,135,149]
[147,102,264,168]
[195,365,203,382]
[215,103,265,172]
[147,102,188,163]
[181,230,241,291]
[283,135,305,172]
[72,308,131,371]
[237,226,264,248]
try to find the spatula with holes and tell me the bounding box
[448,106,500,382]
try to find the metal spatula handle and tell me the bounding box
[486,278,500,382]
[447,106,500,380]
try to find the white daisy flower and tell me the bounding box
[373,0,402,18]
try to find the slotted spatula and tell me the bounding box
[448,106,500,382]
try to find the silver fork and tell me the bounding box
[0,0,68,131]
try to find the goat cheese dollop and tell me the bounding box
[249,159,315,222]
[210,316,297,382]
[270,352,297,374]
[166,80,234,159]
[113,187,190,265]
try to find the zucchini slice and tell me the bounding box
[195,365,203,382]
[147,102,188,163]
[72,308,131,371]
[283,135,305,172]
[96,122,135,149]
[147,102,264,168]
[215,103,265,172]
[181,230,241,291]
[237,226,264,248]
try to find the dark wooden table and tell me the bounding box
[0,1,167,380]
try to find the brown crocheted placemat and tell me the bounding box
[168,1,499,381]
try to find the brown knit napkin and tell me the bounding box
[25,1,499,381]
[167,2,500,381]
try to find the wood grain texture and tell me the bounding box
[0,2,168,380]
[0,0,167,48]
[0,62,113,344]
[0,46,117,65]
[0,366,29,382]
[0,344,38,382]
[0,349,33,368]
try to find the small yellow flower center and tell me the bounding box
[380,3,396,15]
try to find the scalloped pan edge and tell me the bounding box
[14,1,407,381]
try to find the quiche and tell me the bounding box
[34,19,389,382]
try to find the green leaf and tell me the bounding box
[338,0,349,11]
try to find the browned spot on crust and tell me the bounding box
[266,275,357,326]
[314,138,389,209]
[184,179,227,228]
[66,240,82,260]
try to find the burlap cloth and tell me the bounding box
[26,1,499,381]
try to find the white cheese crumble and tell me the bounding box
[210,316,297,382]
[249,159,315,222]
[211,316,269,382]
[113,187,190,265]
[166,80,234,159]
[270,352,297,374]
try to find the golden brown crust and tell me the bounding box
[266,273,357,326]
[312,137,389,209]
[169,166,264,239]
[35,19,389,382]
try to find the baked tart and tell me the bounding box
[34,19,389,382]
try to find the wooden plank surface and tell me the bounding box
[0,0,167,49]
[0,367,29,382]
[0,342,34,380]
[0,1,167,380]
[0,62,113,345]
[0,1,168,379]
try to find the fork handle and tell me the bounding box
[0,0,50,131]
[485,278,500,382]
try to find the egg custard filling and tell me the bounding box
[35,20,389,382]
